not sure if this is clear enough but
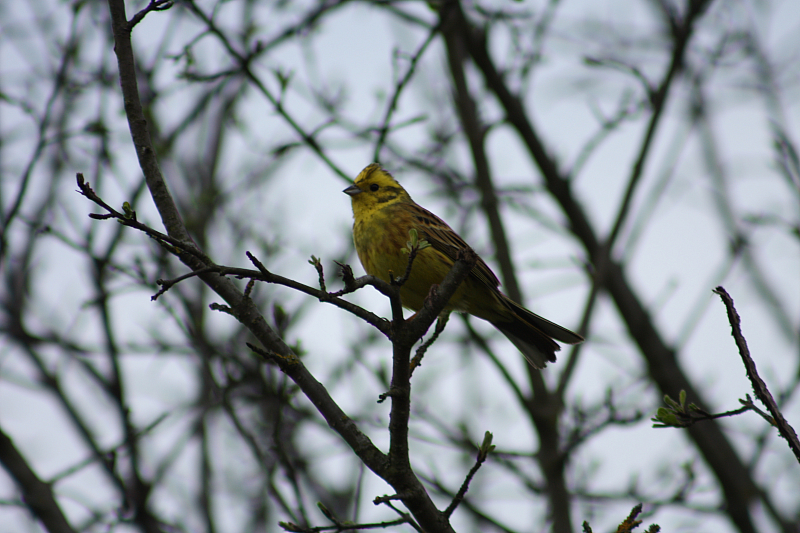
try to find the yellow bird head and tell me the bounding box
[343,163,412,215]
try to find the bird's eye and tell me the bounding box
[370,183,379,192]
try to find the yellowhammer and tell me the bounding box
[344,163,583,368]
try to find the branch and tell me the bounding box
[443,432,494,518]
[373,21,441,161]
[583,503,660,533]
[382,249,476,533]
[96,4,463,523]
[76,173,207,262]
[713,287,800,463]
[409,312,450,375]
[441,14,522,303]
[279,502,418,532]
[183,0,350,181]
[248,253,393,337]
[80,177,394,338]
[128,0,173,29]
[0,425,77,533]
[650,389,774,429]
[102,0,402,523]
[107,0,192,243]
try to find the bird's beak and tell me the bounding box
[343,184,362,196]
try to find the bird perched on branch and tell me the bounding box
[343,163,583,368]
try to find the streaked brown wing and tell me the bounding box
[407,202,501,289]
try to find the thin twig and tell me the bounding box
[373,21,441,161]
[713,286,800,463]
[76,173,206,261]
[409,312,450,375]
[443,432,494,518]
[128,0,173,29]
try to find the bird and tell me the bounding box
[343,163,583,368]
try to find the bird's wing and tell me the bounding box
[408,202,501,289]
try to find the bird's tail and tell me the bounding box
[491,297,583,369]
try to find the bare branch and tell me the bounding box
[713,286,800,463]
[0,425,77,533]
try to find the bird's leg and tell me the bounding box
[404,283,441,323]
[423,283,440,310]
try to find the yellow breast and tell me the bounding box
[352,205,475,312]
